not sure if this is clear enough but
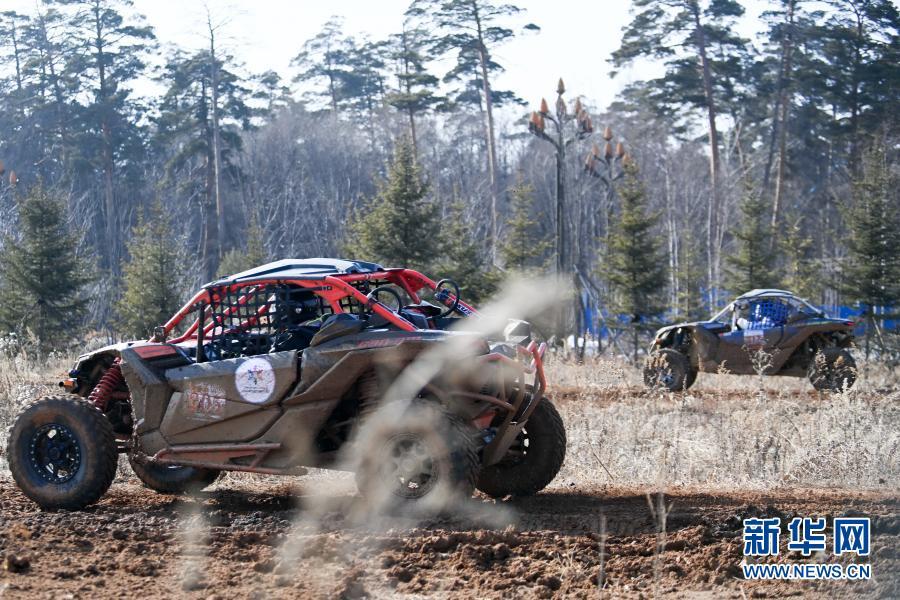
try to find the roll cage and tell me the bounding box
[161,268,478,344]
[154,265,547,413]
[710,291,825,327]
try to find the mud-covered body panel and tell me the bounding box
[114,328,505,471]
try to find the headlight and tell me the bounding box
[503,319,532,346]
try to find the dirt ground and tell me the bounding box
[1,362,898,599]
[0,474,897,599]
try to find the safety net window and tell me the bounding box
[202,284,329,359]
[332,281,414,315]
[747,299,791,329]
[336,280,374,316]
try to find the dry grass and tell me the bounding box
[548,354,900,490]
[1,350,898,493]
[0,351,71,455]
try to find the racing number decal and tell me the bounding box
[234,357,276,404]
[743,330,765,348]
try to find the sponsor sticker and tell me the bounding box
[234,357,276,404]
[184,383,227,421]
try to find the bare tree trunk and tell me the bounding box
[848,5,864,175]
[400,32,419,155]
[473,5,500,264]
[91,0,118,271]
[408,109,419,155]
[556,141,566,275]
[10,18,23,92]
[690,2,722,307]
[771,0,796,235]
[663,162,679,314]
[200,79,218,279]
[208,12,224,275]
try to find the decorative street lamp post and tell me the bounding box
[585,126,627,249]
[527,78,594,276]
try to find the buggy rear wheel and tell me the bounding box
[644,349,693,392]
[808,348,856,392]
[354,400,479,513]
[128,456,221,495]
[476,397,566,498]
[7,396,118,510]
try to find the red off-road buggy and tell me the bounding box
[7,259,566,511]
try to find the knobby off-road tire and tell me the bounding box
[476,397,566,498]
[644,349,694,392]
[808,348,857,392]
[7,396,118,510]
[685,367,699,390]
[128,457,220,495]
[354,400,480,514]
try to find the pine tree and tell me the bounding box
[780,214,820,301]
[436,203,497,304]
[341,38,389,138]
[116,203,187,339]
[343,138,441,269]
[63,0,155,270]
[291,17,358,113]
[600,161,667,361]
[0,183,90,351]
[814,1,900,171]
[3,7,78,184]
[611,0,750,303]
[500,183,551,273]
[386,25,444,154]
[725,184,779,294]
[218,215,268,276]
[842,142,900,356]
[674,228,707,322]
[155,47,252,280]
[406,0,537,258]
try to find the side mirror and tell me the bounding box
[151,326,167,343]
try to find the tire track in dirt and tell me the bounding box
[1,478,897,599]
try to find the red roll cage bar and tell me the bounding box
[162,268,478,344]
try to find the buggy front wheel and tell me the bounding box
[7,396,118,510]
[476,398,566,498]
[644,349,693,392]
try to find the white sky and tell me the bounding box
[140,0,644,111]
[5,0,780,114]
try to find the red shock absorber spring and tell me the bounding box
[88,361,124,412]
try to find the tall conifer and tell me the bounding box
[116,202,187,339]
[725,184,779,293]
[0,183,90,350]
[601,161,667,360]
[344,138,441,269]
[842,142,900,355]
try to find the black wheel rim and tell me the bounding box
[29,423,81,484]
[382,433,437,498]
[498,428,531,467]
[658,369,675,387]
